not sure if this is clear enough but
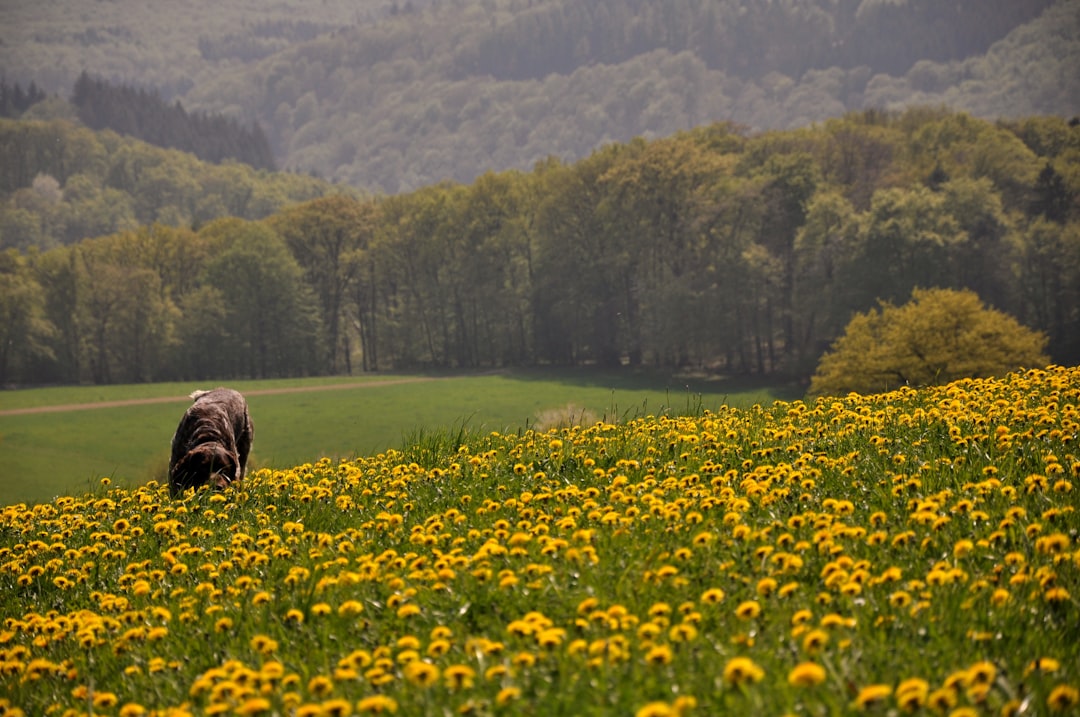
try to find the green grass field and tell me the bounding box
[0,369,800,506]
[0,366,1077,716]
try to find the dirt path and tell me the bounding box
[0,377,443,417]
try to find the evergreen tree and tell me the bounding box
[71,73,276,171]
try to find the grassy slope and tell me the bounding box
[0,367,1076,715]
[0,369,798,506]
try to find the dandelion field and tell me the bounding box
[1,367,1078,716]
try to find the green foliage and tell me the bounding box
[2,0,1073,194]
[3,108,1079,385]
[0,118,340,248]
[0,78,46,118]
[71,72,276,170]
[809,288,1049,397]
[0,249,55,383]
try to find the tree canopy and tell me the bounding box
[0,118,343,249]
[2,0,1076,193]
[1,107,1077,387]
[808,288,1050,397]
[72,73,276,171]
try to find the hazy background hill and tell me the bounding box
[2,0,1078,194]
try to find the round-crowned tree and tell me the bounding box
[808,288,1049,397]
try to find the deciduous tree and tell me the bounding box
[809,288,1049,397]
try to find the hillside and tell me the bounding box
[0,118,345,249]
[1,366,1078,714]
[3,1,1077,193]
[3,108,1078,386]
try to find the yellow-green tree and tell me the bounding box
[808,288,1049,397]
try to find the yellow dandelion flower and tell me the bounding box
[496,686,522,706]
[577,597,600,615]
[734,600,761,620]
[512,651,537,669]
[635,702,675,717]
[427,639,451,657]
[234,698,273,716]
[722,657,765,685]
[801,629,829,655]
[1025,657,1061,676]
[444,664,476,690]
[484,665,509,681]
[853,684,891,710]
[250,635,278,655]
[819,613,848,629]
[645,644,673,666]
[321,699,353,717]
[889,591,912,608]
[396,635,421,651]
[701,588,725,604]
[1035,533,1071,555]
[953,539,975,558]
[337,600,365,618]
[895,678,928,712]
[966,661,996,686]
[537,628,566,649]
[926,687,957,711]
[1045,587,1071,603]
[649,602,672,618]
[673,695,697,714]
[308,675,334,698]
[948,708,979,717]
[396,604,421,619]
[356,695,398,714]
[93,692,119,708]
[788,662,827,688]
[403,661,440,687]
[791,609,813,626]
[1048,685,1080,713]
[669,623,698,642]
[756,578,778,597]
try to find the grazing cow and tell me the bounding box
[168,388,253,497]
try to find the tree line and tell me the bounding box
[0,117,339,250]
[0,79,47,118]
[3,1,1072,196]
[71,72,276,171]
[453,0,1052,83]
[1,108,1077,386]
[183,0,1075,194]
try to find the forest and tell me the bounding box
[71,73,277,171]
[0,79,46,119]
[0,118,343,250]
[1,107,1077,386]
[2,1,1077,194]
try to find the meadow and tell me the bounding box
[0,369,795,507]
[0,366,1078,716]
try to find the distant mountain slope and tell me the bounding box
[0,0,423,97]
[71,73,277,171]
[184,0,1078,193]
[0,118,343,249]
[3,1,1076,194]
